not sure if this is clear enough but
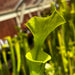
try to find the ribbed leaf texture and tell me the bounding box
[25,10,66,59]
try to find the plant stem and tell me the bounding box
[2,49,10,75]
[68,56,72,75]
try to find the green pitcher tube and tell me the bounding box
[26,50,51,75]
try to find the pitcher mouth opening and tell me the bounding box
[26,50,51,63]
